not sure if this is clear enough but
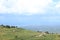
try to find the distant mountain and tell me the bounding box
[21,25,60,33]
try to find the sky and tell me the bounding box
[0,0,60,26]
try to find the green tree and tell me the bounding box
[5,25,10,28]
[11,26,16,28]
[45,31,49,34]
[0,24,5,27]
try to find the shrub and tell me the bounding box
[0,24,5,27]
[5,25,10,28]
[58,35,60,37]
[45,31,49,34]
[11,26,16,28]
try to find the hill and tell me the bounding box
[0,25,60,40]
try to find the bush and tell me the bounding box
[45,31,49,34]
[0,24,11,28]
[0,24,5,27]
[11,26,16,28]
[58,35,60,37]
[5,25,10,28]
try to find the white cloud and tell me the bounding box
[0,0,60,15]
[55,2,60,13]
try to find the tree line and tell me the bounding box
[0,24,18,28]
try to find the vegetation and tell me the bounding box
[0,24,60,40]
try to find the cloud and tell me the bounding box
[0,0,60,15]
[55,2,60,13]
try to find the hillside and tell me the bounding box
[0,25,60,40]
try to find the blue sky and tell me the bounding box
[0,0,60,26]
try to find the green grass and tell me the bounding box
[0,27,60,40]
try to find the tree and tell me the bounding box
[0,24,5,27]
[45,31,49,34]
[11,26,16,28]
[5,25,10,28]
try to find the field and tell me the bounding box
[0,26,60,40]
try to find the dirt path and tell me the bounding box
[35,32,46,37]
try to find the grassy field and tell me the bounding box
[0,26,60,40]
